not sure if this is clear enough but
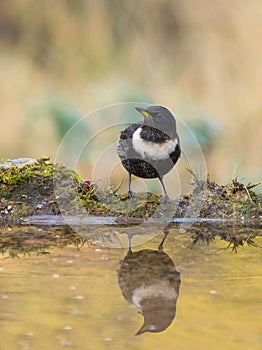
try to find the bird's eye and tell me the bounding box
[157,114,163,119]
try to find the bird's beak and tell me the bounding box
[135,107,152,119]
[135,323,149,336]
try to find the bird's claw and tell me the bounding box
[127,190,134,198]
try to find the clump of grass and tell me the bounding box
[185,168,261,219]
[188,231,216,249]
[220,231,260,253]
[229,178,260,203]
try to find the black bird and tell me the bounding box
[117,231,181,335]
[116,105,181,198]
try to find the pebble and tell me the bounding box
[0,158,36,168]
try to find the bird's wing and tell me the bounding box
[116,122,142,160]
[140,125,171,143]
[120,122,142,139]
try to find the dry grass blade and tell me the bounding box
[187,168,205,188]
[246,182,261,190]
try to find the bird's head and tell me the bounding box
[135,297,177,336]
[135,105,177,138]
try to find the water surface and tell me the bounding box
[0,226,261,350]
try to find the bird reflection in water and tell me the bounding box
[117,227,181,335]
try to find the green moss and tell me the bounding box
[0,157,51,185]
[0,156,82,187]
[0,157,83,219]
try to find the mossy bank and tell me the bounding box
[0,157,261,225]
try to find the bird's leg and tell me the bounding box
[127,172,133,198]
[158,176,169,201]
[127,233,133,254]
[158,226,170,250]
[120,173,133,201]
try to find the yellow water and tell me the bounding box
[0,230,261,350]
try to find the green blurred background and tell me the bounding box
[0,0,261,189]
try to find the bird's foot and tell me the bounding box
[162,194,170,202]
[120,190,134,201]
